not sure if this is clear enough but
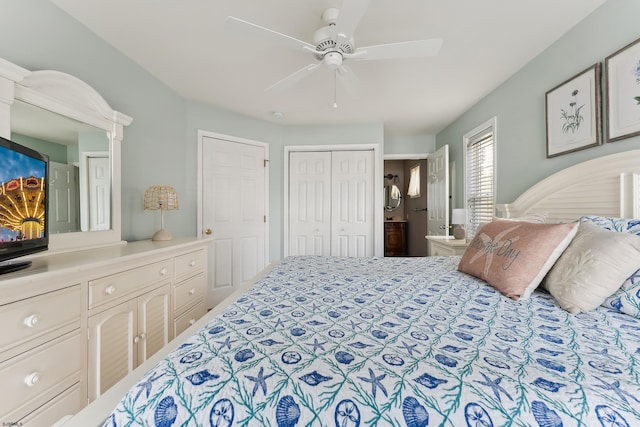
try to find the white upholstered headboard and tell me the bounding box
[496,149,640,223]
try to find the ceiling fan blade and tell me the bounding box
[351,38,443,61]
[333,0,371,47]
[265,63,321,92]
[224,16,316,54]
[336,65,361,97]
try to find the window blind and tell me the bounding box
[466,131,494,239]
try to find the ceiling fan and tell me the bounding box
[224,0,443,105]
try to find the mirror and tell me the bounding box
[0,61,132,253]
[384,184,402,211]
[11,100,111,234]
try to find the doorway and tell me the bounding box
[384,145,451,256]
[383,154,429,256]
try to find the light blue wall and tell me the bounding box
[11,133,67,164]
[0,0,192,241]
[385,134,436,155]
[438,0,640,207]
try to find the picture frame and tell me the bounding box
[605,36,640,142]
[545,63,602,158]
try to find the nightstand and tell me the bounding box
[425,236,469,256]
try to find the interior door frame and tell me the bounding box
[284,144,383,257]
[383,153,430,255]
[196,130,270,263]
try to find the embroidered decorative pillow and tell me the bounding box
[580,216,640,317]
[457,219,578,300]
[545,220,640,314]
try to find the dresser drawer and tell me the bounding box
[89,259,173,309]
[0,285,81,358]
[173,273,206,315]
[174,301,206,337]
[174,249,206,281]
[0,331,81,421]
[19,383,82,426]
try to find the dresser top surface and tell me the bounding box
[0,237,211,305]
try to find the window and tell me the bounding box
[407,165,420,198]
[464,118,496,239]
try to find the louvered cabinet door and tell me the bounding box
[137,284,171,364]
[87,300,137,402]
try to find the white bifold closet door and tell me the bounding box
[288,150,374,257]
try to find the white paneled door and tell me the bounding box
[87,156,110,231]
[331,150,374,257]
[427,144,449,236]
[288,151,332,256]
[200,135,268,308]
[49,161,78,233]
[287,149,374,257]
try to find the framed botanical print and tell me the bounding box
[545,63,602,158]
[605,36,640,142]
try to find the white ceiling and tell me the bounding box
[51,0,606,136]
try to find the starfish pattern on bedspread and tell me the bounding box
[104,255,640,426]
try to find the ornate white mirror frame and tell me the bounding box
[0,57,132,253]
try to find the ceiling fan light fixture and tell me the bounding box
[324,51,343,70]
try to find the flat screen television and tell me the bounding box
[0,135,48,274]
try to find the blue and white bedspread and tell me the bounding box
[105,256,640,426]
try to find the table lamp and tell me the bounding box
[144,185,179,241]
[451,208,467,240]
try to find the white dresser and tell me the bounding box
[0,238,210,426]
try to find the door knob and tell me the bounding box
[204,228,213,235]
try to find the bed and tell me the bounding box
[64,150,640,426]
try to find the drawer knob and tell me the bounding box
[189,318,196,325]
[105,286,116,295]
[23,314,39,328]
[134,333,146,344]
[160,267,168,275]
[189,288,196,295]
[24,372,40,387]
[189,260,196,267]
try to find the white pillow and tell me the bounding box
[545,221,640,314]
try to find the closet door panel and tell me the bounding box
[331,150,374,257]
[288,152,332,256]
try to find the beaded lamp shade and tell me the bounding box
[144,185,178,241]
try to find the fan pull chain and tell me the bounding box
[333,70,338,108]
